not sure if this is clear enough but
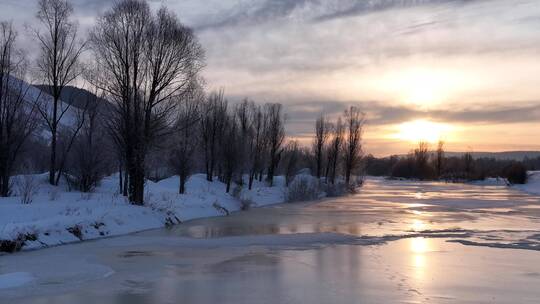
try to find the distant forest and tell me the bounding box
[364,142,535,184]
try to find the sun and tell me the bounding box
[395,119,452,143]
[378,68,458,108]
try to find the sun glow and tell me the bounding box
[395,119,453,143]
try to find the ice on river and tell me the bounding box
[1,177,539,303]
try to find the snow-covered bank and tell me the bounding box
[514,171,540,195]
[0,173,289,252]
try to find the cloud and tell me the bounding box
[279,100,540,138]
[2,0,540,154]
[313,0,479,22]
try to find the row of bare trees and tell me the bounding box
[311,106,366,186]
[0,22,40,197]
[0,0,368,204]
[195,94,286,194]
[0,0,204,205]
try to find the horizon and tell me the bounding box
[2,0,540,156]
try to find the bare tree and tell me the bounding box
[247,103,267,190]
[313,113,330,180]
[220,112,240,193]
[462,151,475,180]
[327,118,344,184]
[65,89,110,192]
[0,22,39,197]
[343,106,365,186]
[200,90,227,182]
[35,0,85,185]
[283,140,300,186]
[169,87,203,194]
[435,140,445,178]
[234,99,253,185]
[90,0,204,204]
[414,141,430,180]
[264,103,285,186]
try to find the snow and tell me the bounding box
[0,173,288,252]
[514,171,540,195]
[469,177,509,186]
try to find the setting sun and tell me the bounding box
[395,119,453,143]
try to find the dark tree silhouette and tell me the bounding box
[313,114,330,179]
[264,103,285,186]
[0,22,40,196]
[327,117,344,184]
[90,0,204,204]
[343,106,365,186]
[35,0,85,186]
[170,87,203,194]
[200,90,227,182]
[435,140,445,178]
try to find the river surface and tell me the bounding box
[2,178,540,303]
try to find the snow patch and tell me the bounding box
[0,173,295,252]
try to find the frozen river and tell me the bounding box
[2,178,540,303]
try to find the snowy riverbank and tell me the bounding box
[0,173,289,252]
[514,171,540,195]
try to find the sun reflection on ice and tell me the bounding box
[410,237,430,282]
[411,237,429,253]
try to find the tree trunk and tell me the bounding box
[126,147,145,205]
[123,169,128,197]
[316,151,322,179]
[0,171,9,197]
[118,163,123,194]
[226,178,231,193]
[345,165,351,185]
[49,124,57,185]
[128,167,145,205]
[248,172,254,190]
[179,174,186,194]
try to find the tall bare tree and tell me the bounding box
[200,90,227,182]
[343,106,365,185]
[35,0,85,185]
[247,103,266,190]
[90,0,204,204]
[313,113,330,180]
[220,112,240,193]
[327,118,343,185]
[283,140,300,186]
[0,22,39,197]
[414,141,430,180]
[169,87,203,194]
[264,103,285,186]
[436,140,445,178]
[66,89,110,192]
[234,99,253,185]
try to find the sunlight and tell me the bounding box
[395,119,453,143]
[379,68,458,108]
[411,219,427,232]
[410,237,429,253]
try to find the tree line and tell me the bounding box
[365,141,530,184]
[0,0,367,205]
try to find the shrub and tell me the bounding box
[504,163,528,184]
[16,175,39,204]
[240,198,254,211]
[67,225,83,240]
[286,175,320,202]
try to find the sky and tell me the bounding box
[2,0,540,156]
